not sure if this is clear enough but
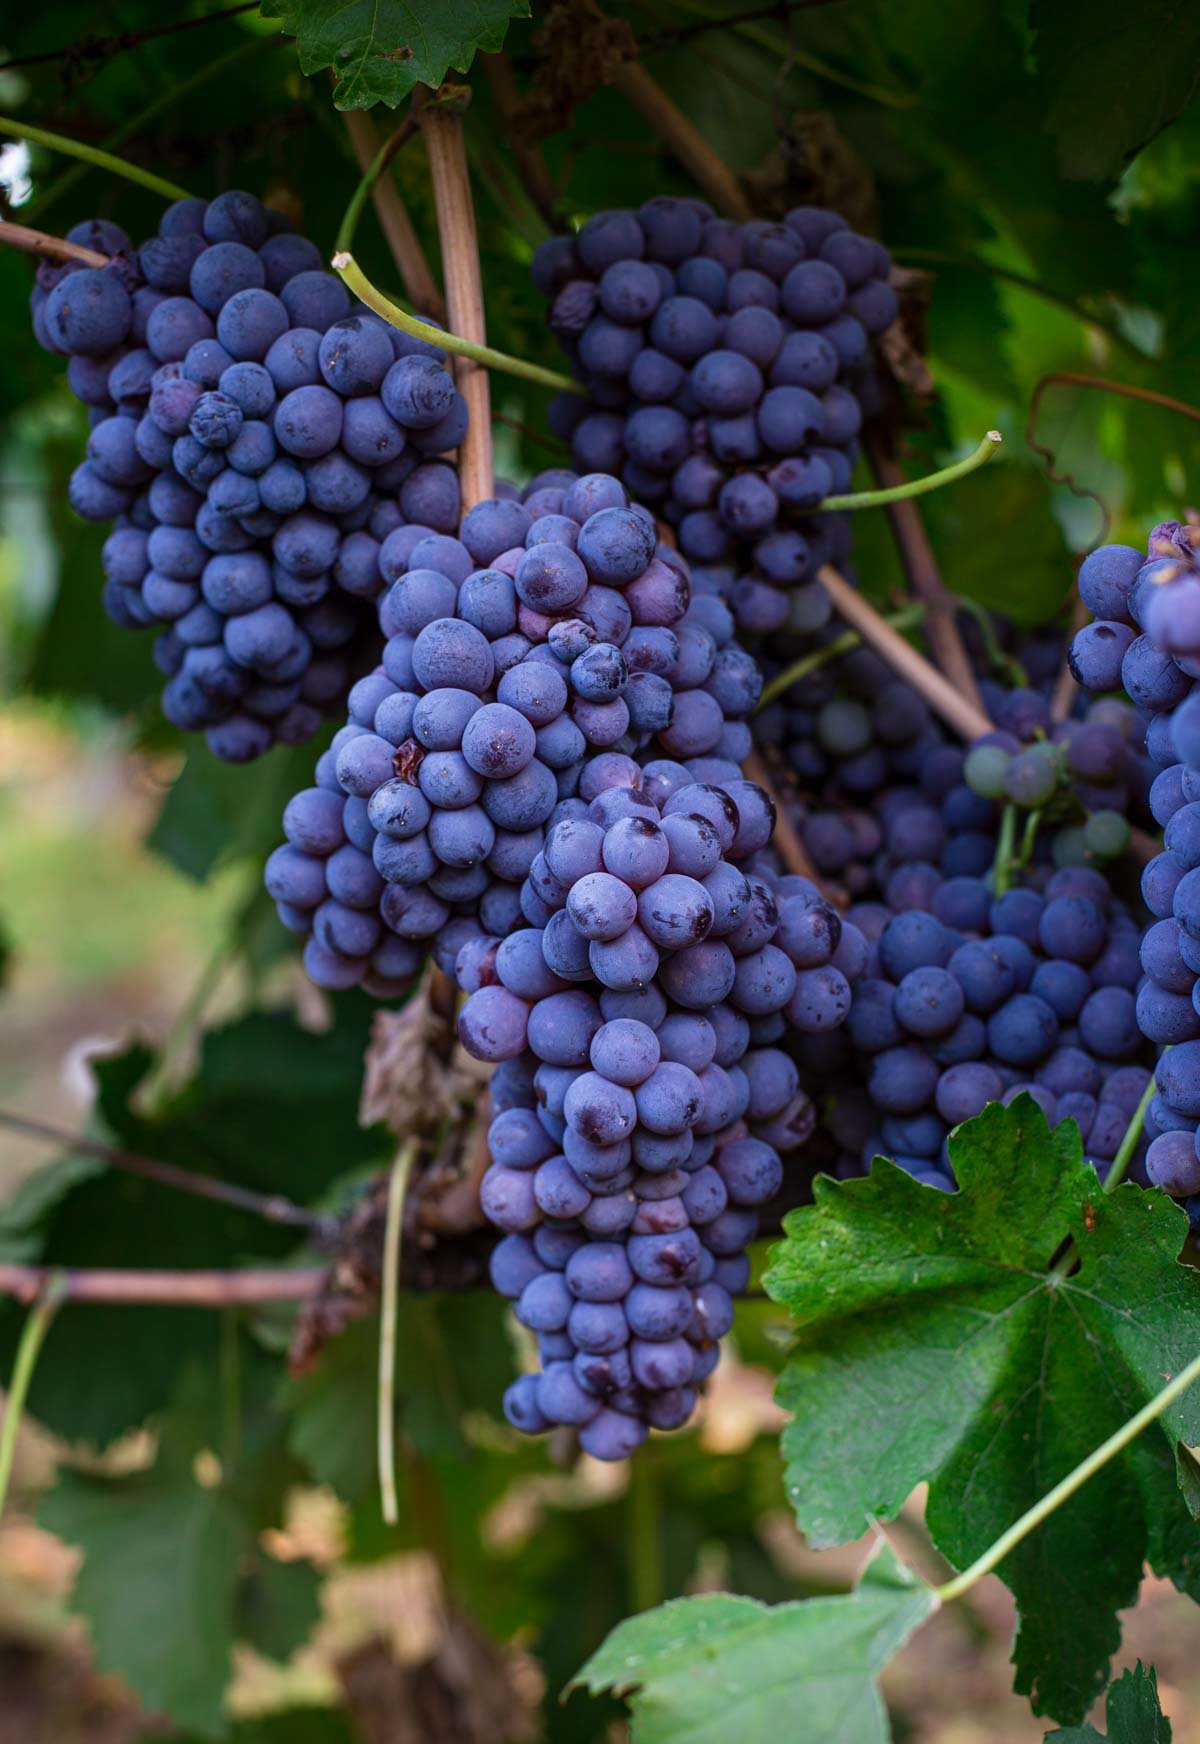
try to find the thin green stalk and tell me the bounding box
[937,1343,1200,1604]
[1016,808,1040,870]
[1102,1070,1160,1193]
[332,251,585,396]
[378,1139,417,1529]
[0,1275,67,1519]
[0,115,194,203]
[29,37,270,220]
[991,803,1018,897]
[757,603,926,708]
[628,1452,664,1613]
[820,432,1002,511]
[334,120,416,257]
[954,595,1027,690]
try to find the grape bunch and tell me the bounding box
[533,197,896,640]
[454,771,860,1456]
[752,620,1151,909]
[793,853,1149,1191]
[31,193,468,760]
[265,469,763,994]
[1067,525,1200,1196]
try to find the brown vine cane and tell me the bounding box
[417,87,494,514]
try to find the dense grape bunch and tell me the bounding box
[792,852,1150,1193]
[1066,522,1200,1196]
[265,468,765,994]
[753,630,1147,912]
[533,197,897,641]
[456,773,861,1457]
[30,193,468,760]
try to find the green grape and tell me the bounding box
[1051,824,1090,868]
[964,743,1011,799]
[1003,746,1060,808]
[816,698,873,757]
[1083,809,1131,858]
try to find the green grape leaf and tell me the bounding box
[235,1552,323,1663]
[1047,1662,1173,1742]
[40,1459,246,1737]
[763,1098,1200,1725]
[1032,0,1200,180]
[258,0,530,110]
[569,1540,935,1744]
[149,739,318,883]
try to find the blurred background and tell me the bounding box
[4,1,1200,1737]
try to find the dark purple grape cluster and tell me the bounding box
[1068,523,1200,1195]
[454,769,859,1456]
[817,862,1149,1189]
[752,622,1152,909]
[533,198,896,642]
[31,193,467,760]
[264,464,867,1454]
[265,470,763,994]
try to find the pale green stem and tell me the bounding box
[954,595,1028,689]
[820,432,1002,511]
[1102,1070,1160,1193]
[1016,808,1040,870]
[332,251,584,396]
[334,123,413,257]
[0,1275,67,1519]
[937,1343,1200,1603]
[378,1139,417,1528]
[991,803,1018,897]
[757,603,926,709]
[0,115,193,203]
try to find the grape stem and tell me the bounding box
[991,803,1018,897]
[0,1273,66,1520]
[756,603,926,708]
[609,56,754,221]
[818,564,994,742]
[1102,1070,1160,1193]
[332,251,584,397]
[0,1107,331,1234]
[820,431,1002,511]
[417,92,495,512]
[628,1452,665,1612]
[0,1263,326,1306]
[865,432,988,715]
[335,114,418,257]
[936,1341,1200,1604]
[0,221,108,268]
[0,115,194,202]
[952,592,1027,692]
[379,1139,417,1529]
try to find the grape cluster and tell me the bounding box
[1068,525,1200,1195]
[31,193,467,760]
[533,197,896,640]
[752,622,1152,909]
[454,774,859,1456]
[266,469,767,995]
[819,862,1149,1188]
